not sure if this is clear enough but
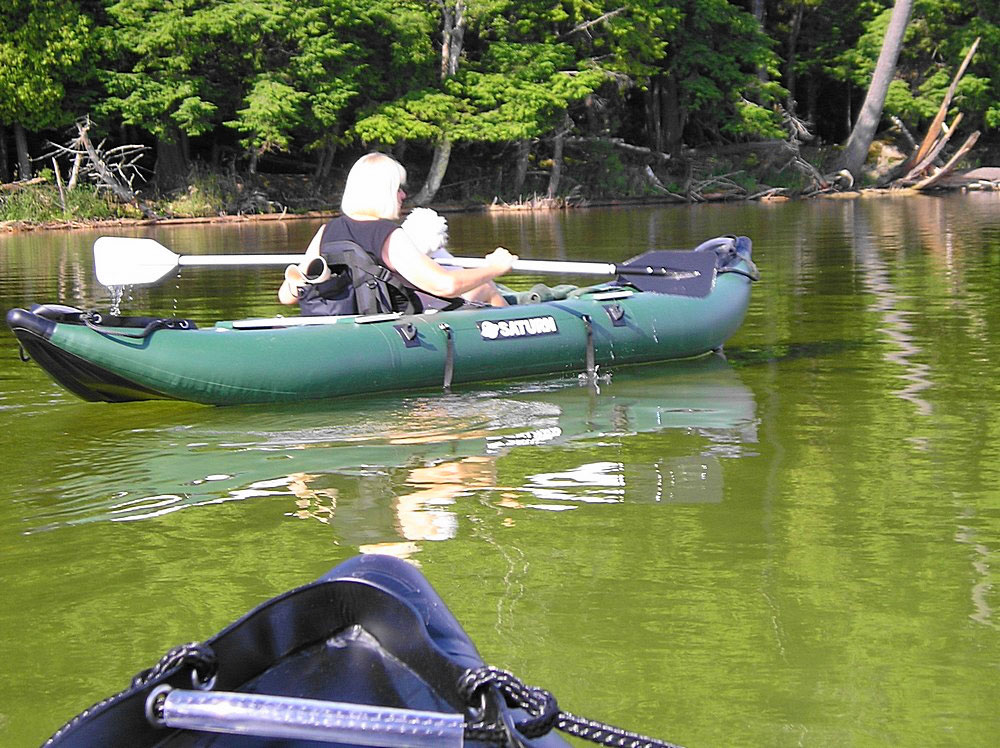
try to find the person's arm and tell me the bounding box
[383,228,516,298]
[277,226,324,305]
[460,282,509,307]
[430,247,508,307]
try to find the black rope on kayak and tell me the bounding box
[459,666,684,748]
[43,642,218,746]
[18,341,30,362]
[131,642,218,689]
[81,311,193,339]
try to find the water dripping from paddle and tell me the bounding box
[107,284,125,315]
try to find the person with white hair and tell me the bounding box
[279,152,513,313]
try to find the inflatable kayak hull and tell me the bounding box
[9,247,756,406]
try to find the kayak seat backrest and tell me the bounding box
[299,240,423,317]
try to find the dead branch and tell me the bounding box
[902,112,962,180]
[890,116,918,151]
[747,186,791,200]
[912,131,981,190]
[887,38,982,190]
[565,136,670,164]
[778,104,814,144]
[908,37,980,169]
[559,8,626,40]
[0,177,45,192]
[44,117,158,218]
[642,165,686,201]
[688,171,747,202]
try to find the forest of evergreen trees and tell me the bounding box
[1,0,996,212]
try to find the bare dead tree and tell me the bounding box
[837,0,914,182]
[45,117,158,218]
[886,38,982,190]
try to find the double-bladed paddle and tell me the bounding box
[93,236,722,296]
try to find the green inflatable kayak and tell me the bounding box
[7,237,758,406]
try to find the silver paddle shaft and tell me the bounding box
[441,256,618,276]
[177,254,304,267]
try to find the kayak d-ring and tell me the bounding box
[393,322,420,348]
[603,303,626,327]
[439,323,454,390]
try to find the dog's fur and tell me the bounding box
[401,207,449,256]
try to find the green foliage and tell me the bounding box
[835,0,1000,135]
[883,78,919,121]
[2,0,998,203]
[564,141,630,197]
[0,182,129,221]
[352,27,610,146]
[352,90,462,145]
[100,0,285,138]
[726,97,786,140]
[655,0,785,143]
[227,77,307,155]
[0,0,96,129]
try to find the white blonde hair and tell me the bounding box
[340,152,406,220]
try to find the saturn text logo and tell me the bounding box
[478,316,559,340]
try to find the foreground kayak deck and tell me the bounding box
[48,554,669,747]
[8,245,756,406]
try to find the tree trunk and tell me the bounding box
[661,75,685,157]
[752,0,768,82]
[414,0,467,205]
[844,82,852,138]
[837,0,913,181]
[412,139,452,206]
[512,140,531,196]
[441,0,465,78]
[13,122,32,180]
[67,151,83,190]
[547,116,571,199]
[784,1,805,112]
[0,124,9,182]
[154,132,188,192]
[648,79,663,152]
[313,141,336,183]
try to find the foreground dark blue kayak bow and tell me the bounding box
[45,554,681,747]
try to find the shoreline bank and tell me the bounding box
[3,179,998,236]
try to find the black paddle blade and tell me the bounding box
[616,247,719,296]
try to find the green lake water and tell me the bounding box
[1,193,998,746]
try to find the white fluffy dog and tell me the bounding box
[401,207,451,259]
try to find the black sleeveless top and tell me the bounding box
[297,215,464,316]
[321,216,399,265]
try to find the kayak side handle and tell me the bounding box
[148,686,465,747]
